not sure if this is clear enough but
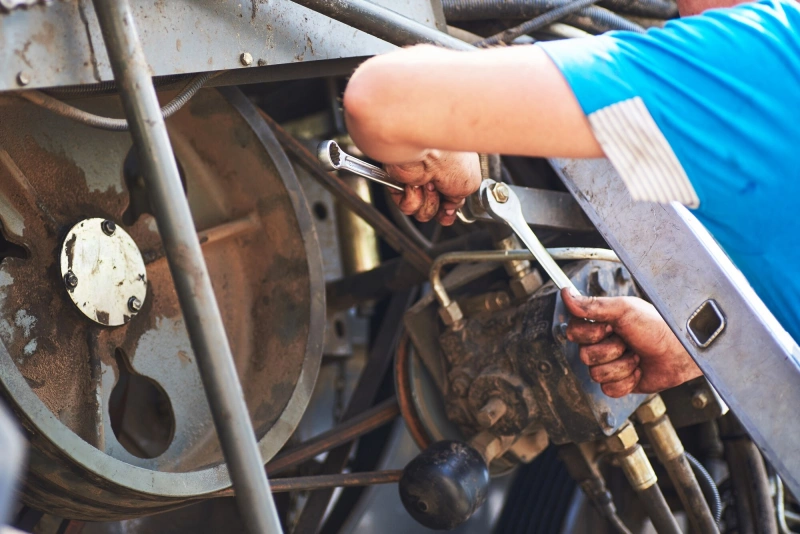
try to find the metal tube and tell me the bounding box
[430,248,619,307]
[288,0,474,50]
[216,470,403,496]
[90,3,281,533]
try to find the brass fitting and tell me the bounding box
[605,421,639,453]
[647,417,685,462]
[438,301,464,327]
[509,270,544,299]
[476,397,508,429]
[619,445,658,491]
[635,395,667,424]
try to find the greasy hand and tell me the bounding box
[561,288,703,398]
[385,151,481,226]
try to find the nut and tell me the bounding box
[257,58,267,67]
[635,395,666,424]
[692,391,709,410]
[240,52,253,66]
[605,421,639,452]
[438,301,464,326]
[492,183,510,203]
[509,269,544,298]
[101,219,116,236]
[64,271,78,289]
[128,296,142,313]
[476,397,508,429]
[601,411,616,430]
[16,72,30,86]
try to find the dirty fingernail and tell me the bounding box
[426,182,435,191]
[445,209,455,216]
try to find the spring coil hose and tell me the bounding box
[441,0,653,33]
[685,451,723,524]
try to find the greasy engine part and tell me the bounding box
[403,259,645,473]
[0,88,324,520]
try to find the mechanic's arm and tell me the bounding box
[343,45,601,225]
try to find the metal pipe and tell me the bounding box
[90,3,281,533]
[216,470,403,496]
[636,396,719,533]
[430,248,619,307]
[288,0,474,51]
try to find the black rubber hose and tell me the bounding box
[442,0,672,22]
[442,0,646,33]
[475,0,600,45]
[685,451,723,525]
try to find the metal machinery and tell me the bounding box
[0,1,799,534]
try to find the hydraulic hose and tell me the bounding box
[442,0,670,24]
[17,72,214,131]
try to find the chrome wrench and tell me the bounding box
[317,140,403,191]
[479,179,578,293]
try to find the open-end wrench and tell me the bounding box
[479,179,578,293]
[318,140,404,191]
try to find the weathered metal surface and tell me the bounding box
[551,157,800,497]
[0,88,324,519]
[0,0,442,92]
[59,218,148,326]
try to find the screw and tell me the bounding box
[451,376,469,397]
[128,296,142,313]
[240,52,253,66]
[64,271,78,289]
[692,391,709,410]
[602,411,617,430]
[257,58,267,67]
[101,219,116,236]
[16,72,30,86]
[492,183,510,203]
[537,361,553,375]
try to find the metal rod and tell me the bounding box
[90,3,281,533]
[266,398,400,476]
[288,0,474,50]
[430,248,619,308]
[218,470,402,496]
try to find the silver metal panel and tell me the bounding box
[552,157,800,496]
[0,0,440,92]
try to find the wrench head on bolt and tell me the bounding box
[317,140,344,171]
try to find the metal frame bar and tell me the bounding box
[90,2,282,532]
[288,0,800,498]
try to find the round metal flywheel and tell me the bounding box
[0,88,324,520]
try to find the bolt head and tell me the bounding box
[16,72,30,86]
[692,391,709,410]
[257,58,267,67]
[606,421,638,452]
[537,361,552,375]
[240,52,253,66]
[101,219,116,236]
[64,271,78,289]
[128,296,142,313]
[636,395,666,424]
[451,376,469,397]
[491,183,510,203]
[602,411,616,429]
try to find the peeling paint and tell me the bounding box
[14,309,36,337]
[23,338,37,355]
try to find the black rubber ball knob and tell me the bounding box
[399,440,490,530]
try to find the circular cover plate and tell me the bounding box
[60,218,147,326]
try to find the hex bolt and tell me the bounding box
[491,183,510,204]
[691,391,709,410]
[537,361,553,375]
[240,52,253,66]
[128,296,142,313]
[476,397,508,429]
[16,72,30,86]
[602,411,617,430]
[64,271,78,289]
[101,219,117,236]
[451,376,470,397]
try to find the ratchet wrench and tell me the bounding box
[479,179,578,293]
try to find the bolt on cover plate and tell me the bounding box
[60,218,147,326]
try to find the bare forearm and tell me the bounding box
[343,44,602,164]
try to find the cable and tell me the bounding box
[475,0,601,46]
[17,72,214,131]
[685,451,723,525]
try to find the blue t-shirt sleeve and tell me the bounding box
[539,0,800,254]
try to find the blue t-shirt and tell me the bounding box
[539,0,800,342]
